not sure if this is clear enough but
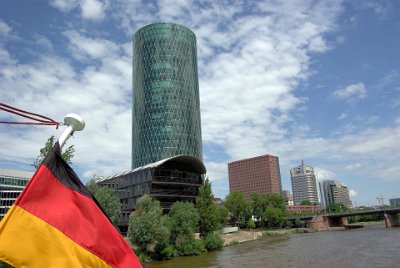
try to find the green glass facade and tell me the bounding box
[132,23,203,168]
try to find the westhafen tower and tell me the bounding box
[132,23,203,168]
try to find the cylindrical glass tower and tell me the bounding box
[132,23,203,168]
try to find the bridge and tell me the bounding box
[307,208,400,229]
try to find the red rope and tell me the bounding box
[0,102,60,129]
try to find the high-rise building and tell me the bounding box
[0,168,33,219]
[319,180,352,208]
[282,190,294,206]
[99,23,206,231]
[228,155,282,198]
[132,22,202,168]
[389,198,400,207]
[290,161,319,205]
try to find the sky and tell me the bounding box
[0,0,399,206]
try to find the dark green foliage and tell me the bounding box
[202,232,224,251]
[215,205,229,228]
[168,202,199,244]
[351,214,385,222]
[249,192,288,228]
[264,193,286,210]
[128,195,170,260]
[174,236,206,256]
[86,179,121,226]
[159,244,177,259]
[247,218,256,229]
[328,203,349,213]
[32,135,75,168]
[224,190,249,227]
[294,217,302,228]
[250,192,264,221]
[195,178,219,236]
[300,200,312,205]
[262,205,286,228]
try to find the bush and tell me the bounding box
[157,244,177,259]
[202,232,224,251]
[175,236,206,256]
[247,219,256,229]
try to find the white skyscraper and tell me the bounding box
[290,161,319,205]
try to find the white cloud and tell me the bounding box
[63,30,119,60]
[50,0,107,21]
[49,0,80,12]
[314,168,337,181]
[349,189,358,197]
[80,0,107,21]
[361,0,393,19]
[331,82,366,101]
[34,34,54,50]
[345,163,362,171]
[0,20,12,36]
[337,113,347,120]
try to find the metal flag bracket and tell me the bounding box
[58,114,85,148]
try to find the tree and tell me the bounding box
[32,135,75,168]
[128,195,170,260]
[264,193,286,210]
[300,200,312,205]
[262,205,286,228]
[247,218,256,229]
[86,179,121,226]
[168,202,199,245]
[167,201,205,256]
[328,203,348,213]
[224,190,249,227]
[250,192,264,222]
[215,205,229,228]
[195,178,219,237]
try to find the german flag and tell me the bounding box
[0,142,142,268]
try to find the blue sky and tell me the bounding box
[0,0,399,206]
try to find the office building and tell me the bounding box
[228,155,282,198]
[319,180,352,208]
[290,161,319,205]
[98,23,206,231]
[132,22,203,168]
[282,190,294,206]
[389,198,400,207]
[0,168,33,219]
[97,156,206,232]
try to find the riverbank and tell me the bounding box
[148,224,399,268]
[221,229,294,246]
[220,221,386,245]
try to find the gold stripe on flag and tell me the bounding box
[0,205,111,268]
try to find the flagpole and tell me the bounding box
[58,114,85,148]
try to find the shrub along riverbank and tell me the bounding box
[128,179,227,263]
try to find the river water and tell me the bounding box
[148,226,400,268]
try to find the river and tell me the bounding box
[147,226,400,268]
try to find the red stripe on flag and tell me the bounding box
[16,165,141,268]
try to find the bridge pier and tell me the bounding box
[384,213,400,228]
